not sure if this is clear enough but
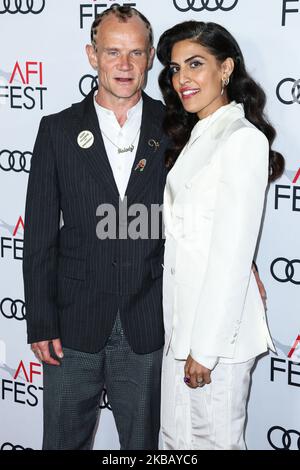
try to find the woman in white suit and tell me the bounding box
[157,21,284,450]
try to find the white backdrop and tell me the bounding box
[0,0,299,451]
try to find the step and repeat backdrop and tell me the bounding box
[0,0,299,451]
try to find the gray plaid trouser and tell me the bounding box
[42,313,163,450]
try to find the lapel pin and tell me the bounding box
[77,130,94,149]
[134,158,147,172]
[148,139,160,152]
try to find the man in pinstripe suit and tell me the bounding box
[23,6,168,450]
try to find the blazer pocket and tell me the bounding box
[57,257,86,309]
[58,256,86,281]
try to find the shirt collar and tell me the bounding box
[93,93,143,124]
[188,101,244,147]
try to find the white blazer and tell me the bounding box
[163,101,275,370]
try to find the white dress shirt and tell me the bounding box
[94,95,142,200]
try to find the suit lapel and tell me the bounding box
[169,102,245,206]
[65,88,119,203]
[125,92,165,205]
[64,90,164,205]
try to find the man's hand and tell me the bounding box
[31,338,63,366]
[184,354,211,389]
[252,265,267,309]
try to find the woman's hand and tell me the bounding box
[184,355,211,388]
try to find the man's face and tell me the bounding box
[87,14,154,105]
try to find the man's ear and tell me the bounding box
[147,47,155,70]
[86,44,98,70]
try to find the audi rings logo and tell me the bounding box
[0,150,32,173]
[270,258,300,285]
[276,78,300,105]
[0,0,45,14]
[1,442,33,450]
[268,426,300,450]
[99,388,112,411]
[173,0,239,12]
[0,298,26,321]
[79,74,98,97]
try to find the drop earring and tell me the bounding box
[221,76,230,96]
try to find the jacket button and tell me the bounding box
[112,260,117,267]
[185,182,192,189]
[171,267,175,275]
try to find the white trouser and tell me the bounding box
[160,348,255,450]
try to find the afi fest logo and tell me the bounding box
[0,150,32,173]
[0,0,45,14]
[274,168,300,212]
[0,61,47,110]
[276,78,300,105]
[271,335,300,387]
[0,359,43,407]
[281,0,299,26]
[173,0,239,12]
[80,1,137,29]
[0,216,24,260]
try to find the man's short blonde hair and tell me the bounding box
[91,5,153,52]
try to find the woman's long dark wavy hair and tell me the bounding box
[157,21,284,182]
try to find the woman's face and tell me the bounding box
[170,39,231,119]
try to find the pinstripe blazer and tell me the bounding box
[23,89,168,354]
